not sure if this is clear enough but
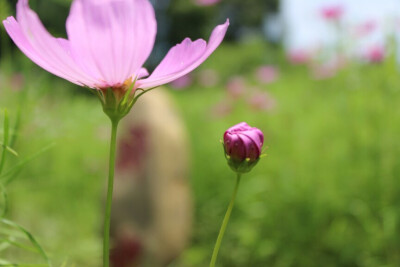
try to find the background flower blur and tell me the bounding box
[1,0,400,266]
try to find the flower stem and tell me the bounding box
[209,173,242,267]
[103,118,120,267]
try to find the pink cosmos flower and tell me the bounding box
[354,20,376,38]
[3,0,229,93]
[396,17,400,31]
[225,76,246,99]
[287,49,311,65]
[311,63,337,80]
[364,45,385,63]
[210,101,232,118]
[248,91,277,111]
[320,5,344,21]
[194,0,221,7]
[255,65,279,84]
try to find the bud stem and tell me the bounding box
[103,118,120,267]
[209,173,241,267]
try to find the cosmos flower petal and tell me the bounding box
[2,1,98,87]
[137,19,229,89]
[224,122,264,161]
[136,68,149,79]
[241,130,264,148]
[4,0,228,94]
[66,0,156,87]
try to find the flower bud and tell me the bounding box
[223,122,264,173]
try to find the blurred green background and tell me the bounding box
[1,0,400,266]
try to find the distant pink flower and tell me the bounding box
[364,45,385,63]
[311,64,337,80]
[255,65,279,84]
[248,91,276,111]
[287,50,311,65]
[170,74,193,89]
[334,55,348,70]
[210,101,232,118]
[198,69,219,87]
[396,17,400,31]
[3,0,229,93]
[10,73,25,91]
[354,20,376,38]
[195,0,220,6]
[320,5,344,21]
[226,76,246,99]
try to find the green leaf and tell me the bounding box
[0,143,55,185]
[0,240,11,251]
[9,100,23,149]
[0,237,38,253]
[0,183,7,217]
[0,143,18,157]
[0,219,51,267]
[0,262,49,267]
[0,258,15,266]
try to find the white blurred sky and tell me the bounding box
[281,0,400,54]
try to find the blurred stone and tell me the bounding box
[110,88,192,267]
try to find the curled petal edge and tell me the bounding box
[137,19,229,90]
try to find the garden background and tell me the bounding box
[1,0,400,266]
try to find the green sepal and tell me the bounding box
[227,157,260,174]
[102,88,120,121]
[222,141,261,174]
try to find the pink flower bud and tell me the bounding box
[223,122,264,173]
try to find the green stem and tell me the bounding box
[209,173,242,267]
[103,118,120,267]
[0,110,10,175]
